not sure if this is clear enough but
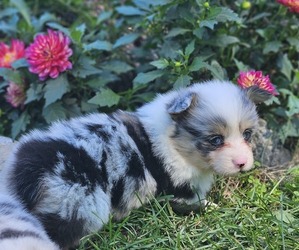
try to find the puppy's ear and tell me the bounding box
[244,85,272,104]
[167,92,197,120]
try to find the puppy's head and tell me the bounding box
[167,80,272,175]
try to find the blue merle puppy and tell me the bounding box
[0,80,271,249]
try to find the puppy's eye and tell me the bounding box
[208,135,224,147]
[243,129,253,141]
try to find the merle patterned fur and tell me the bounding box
[0,194,59,250]
[0,80,271,249]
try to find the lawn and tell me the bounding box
[78,167,299,250]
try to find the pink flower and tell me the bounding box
[5,82,26,108]
[277,0,299,13]
[237,70,278,95]
[0,39,25,68]
[26,29,73,81]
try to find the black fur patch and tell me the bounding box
[177,116,228,156]
[118,112,195,200]
[38,213,84,249]
[98,150,108,192]
[111,178,125,208]
[86,124,110,142]
[170,183,194,199]
[119,140,130,157]
[126,151,145,179]
[195,139,220,156]
[0,229,42,240]
[182,116,227,138]
[59,146,105,195]
[10,139,107,210]
[10,139,62,210]
[117,113,166,192]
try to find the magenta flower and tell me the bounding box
[26,29,73,81]
[0,39,25,68]
[237,70,278,95]
[5,82,26,108]
[277,0,299,13]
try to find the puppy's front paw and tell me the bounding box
[203,199,219,210]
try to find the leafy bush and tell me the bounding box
[0,0,298,142]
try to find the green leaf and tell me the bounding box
[173,75,192,89]
[247,12,271,24]
[86,73,119,90]
[113,33,140,48]
[133,0,171,10]
[233,59,249,72]
[44,75,70,107]
[116,6,146,16]
[280,121,298,142]
[209,60,225,80]
[263,41,282,54]
[72,56,102,78]
[150,59,169,69]
[42,102,67,123]
[0,23,16,34]
[199,20,218,30]
[212,34,240,47]
[255,29,266,39]
[25,83,43,104]
[133,0,151,10]
[200,61,225,80]
[287,93,299,116]
[64,98,81,118]
[88,89,120,107]
[189,57,207,72]
[133,70,164,85]
[70,24,86,44]
[10,0,31,26]
[97,10,113,24]
[0,7,18,19]
[81,101,98,113]
[11,110,30,139]
[287,37,299,51]
[193,28,205,39]
[101,60,133,74]
[281,54,293,81]
[46,22,70,36]
[160,40,181,59]
[207,7,241,23]
[133,92,156,102]
[0,68,22,83]
[165,28,191,38]
[200,7,240,29]
[83,40,112,52]
[185,40,195,57]
[34,12,56,31]
[11,58,28,69]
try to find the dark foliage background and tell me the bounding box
[0,0,298,148]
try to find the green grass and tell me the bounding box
[77,166,299,250]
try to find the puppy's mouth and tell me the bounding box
[213,165,253,176]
